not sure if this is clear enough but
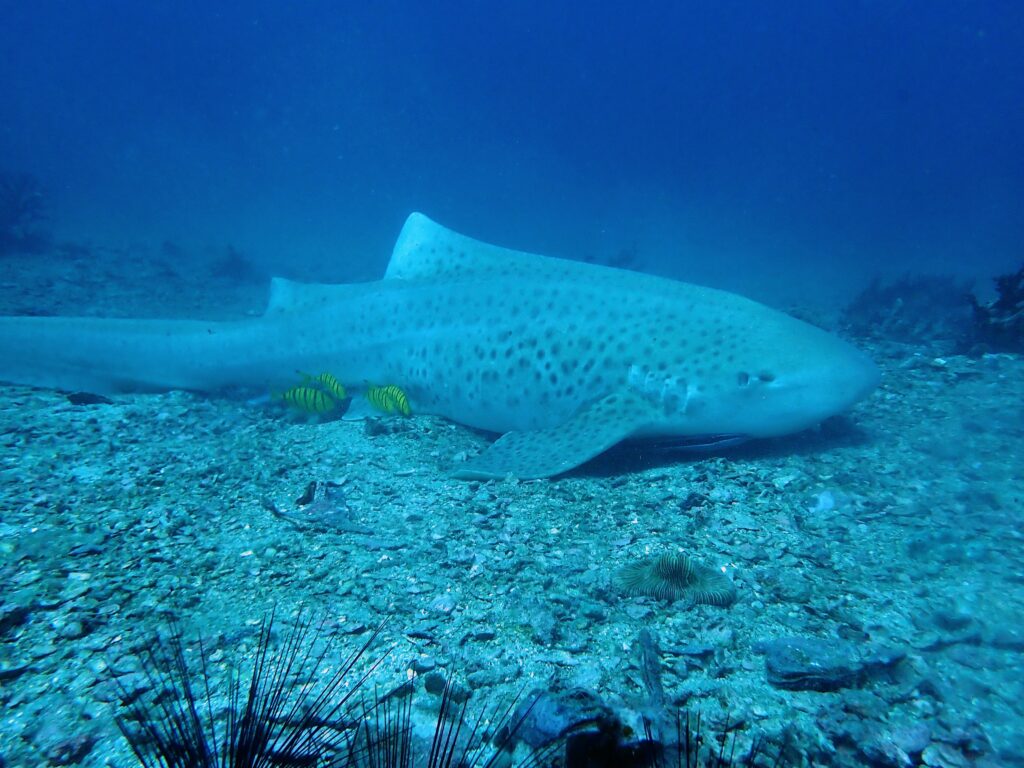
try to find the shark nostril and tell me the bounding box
[737,371,750,387]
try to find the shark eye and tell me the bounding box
[758,371,776,383]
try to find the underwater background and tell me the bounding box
[1,2,1023,767]
[2,1,1023,302]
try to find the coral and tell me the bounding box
[618,553,737,607]
[842,274,973,344]
[968,263,1024,353]
[209,244,264,283]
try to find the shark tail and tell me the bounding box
[0,315,272,394]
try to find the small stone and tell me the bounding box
[30,640,59,660]
[0,603,30,637]
[947,645,987,670]
[55,620,87,640]
[672,643,716,659]
[45,733,96,766]
[410,656,436,673]
[986,626,1024,652]
[428,594,457,614]
[382,680,414,700]
[423,671,447,694]
[931,608,974,632]
[0,660,32,682]
[861,736,912,768]
[404,625,436,641]
[762,637,862,691]
[922,742,969,768]
[512,689,614,749]
[467,668,502,688]
[58,582,90,603]
[891,723,931,756]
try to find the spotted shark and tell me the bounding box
[0,213,878,479]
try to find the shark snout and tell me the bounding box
[799,341,880,420]
[833,346,880,407]
[738,335,879,438]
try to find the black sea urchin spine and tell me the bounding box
[114,612,387,768]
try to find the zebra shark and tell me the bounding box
[0,213,878,479]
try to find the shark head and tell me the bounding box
[643,305,880,440]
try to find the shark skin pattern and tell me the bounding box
[0,213,879,479]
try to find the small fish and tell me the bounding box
[277,384,338,415]
[366,384,411,416]
[300,371,347,401]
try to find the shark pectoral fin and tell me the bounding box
[450,391,658,480]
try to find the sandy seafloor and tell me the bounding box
[0,247,1022,767]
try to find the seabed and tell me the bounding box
[0,248,1022,767]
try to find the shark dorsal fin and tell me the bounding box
[386,212,568,281]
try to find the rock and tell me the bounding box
[44,733,96,766]
[861,736,913,768]
[861,646,907,677]
[947,645,987,670]
[986,626,1024,652]
[775,577,814,603]
[460,627,497,644]
[817,704,873,752]
[666,643,716,662]
[529,606,558,646]
[841,690,885,718]
[0,603,30,637]
[0,660,31,683]
[54,620,88,641]
[428,593,457,614]
[422,671,447,695]
[409,656,436,674]
[512,688,615,749]
[891,723,931,756]
[467,668,503,689]
[447,681,472,703]
[759,637,904,692]
[917,629,982,652]
[30,717,97,768]
[860,723,932,768]
[381,680,415,701]
[403,625,436,641]
[931,608,974,632]
[762,637,861,691]
[922,742,970,767]
[65,392,112,406]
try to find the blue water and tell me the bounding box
[2,1,1021,304]
[2,5,1024,766]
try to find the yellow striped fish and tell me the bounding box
[366,384,411,416]
[300,371,347,401]
[277,384,338,415]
